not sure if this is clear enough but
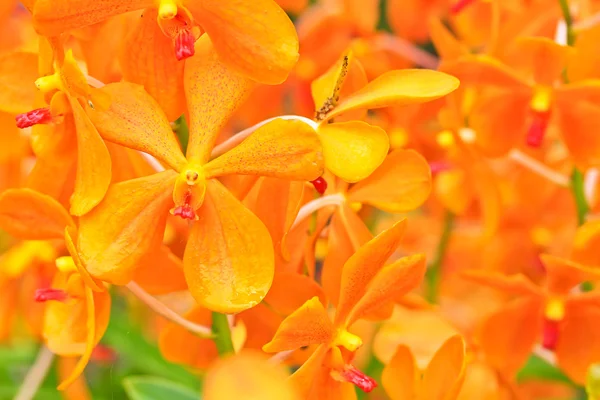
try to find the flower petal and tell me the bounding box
[325,69,460,120]
[571,220,600,266]
[514,37,572,86]
[460,270,542,296]
[120,9,186,122]
[381,345,417,400]
[69,98,112,216]
[442,55,530,88]
[184,35,256,164]
[0,51,38,114]
[204,119,323,180]
[33,0,152,36]
[263,296,333,352]
[189,0,299,84]
[86,82,187,171]
[133,246,189,295]
[264,271,327,316]
[554,99,600,168]
[183,179,274,313]
[335,219,407,325]
[204,351,301,400]
[422,335,466,400]
[77,170,177,284]
[347,149,431,212]
[346,254,427,325]
[0,188,75,240]
[317,121,389,183]
[541,254,600,295]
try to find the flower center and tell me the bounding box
[34,288,68,302]
[331,364,377,393]
[334,329,363,352]
[171,165,206,220]
[542,297,565,350]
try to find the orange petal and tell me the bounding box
[325,69,460,120]
[32,0,152,36]
[0,188,75,240]
[69,98,112,216]
[159,307,217,369]
[133,246,189,295]
[555,303,600,384]
[554,99,600,168]
[0,51,38,114]
[571,220,600,266]
[77,170,177,284]
[183,179,274,313]
[347,149,432,212]
[381,345,417,400]
[86,82,187,171]
[264,271,327,316]
[263,296,333,352]
[317,121,389,183]
[434,169,473,215]
[460,270,543,296]
[204,119,323,180]
[540,254,600,295]
[189,0,299,84]
[429,17,469,62]
[120,9,186,122]
[204,351,301,400]
[335,219,407,325]
[64,226,105,293]
[346,254,427,325]
[442,55,530,88]
[184,35,256,164]
[422,335,466,400]
[477,297,543,376]
[514,37,573,86]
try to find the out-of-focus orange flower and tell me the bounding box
[264,220,427,398]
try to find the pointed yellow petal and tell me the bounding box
[120,9,186,122]
[325,69,460,120]
[381,345,417,400]
[86,82,187,171]
[204,119,323,180]
[190,0,299,84]
[335,219,407,325]
[0,52,38,114]
[33,0,152,36]
[69,98,111,216]
[263,297,333,352]
[346,254,427,325]
[0,188,74,240]
[318,121,389,183]
[183,180,274,313]
[78,170,177,284]
[184,35,256,164]
[422,335,466,400]
[347,149,431,212]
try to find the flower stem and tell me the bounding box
[14,346,54,400]
[571,168,590,226]
[211,312,235,356]
[425,211,455,303]
[558,0,575,46]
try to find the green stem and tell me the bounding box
[571,168,589,226]
[211,312,235,356]
[558,0,575,46]
[174,114,189,155]
[425,211,455,303]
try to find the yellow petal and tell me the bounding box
[204,351,301,400]
[346,254,427,325]
[184,35,256,164]
[382,345,417,400]
[86,82,187,171]
[335,219,407,325]
[325,69,460,120]
[77,170,177,284]
[204,119,323,180]
[0,52,38,114]
[69,98,112,216]
[317,121,389,183]
[189,0,299,84]
[0,188,75,240]
[183,180,274,313]
[263,296,333,352]
[347,149,432,212]
[120,9,186,122]
[33,0,152,36]
[422,335,466,400]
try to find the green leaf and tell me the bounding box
[123,376,199,400]
[516,354,574,385]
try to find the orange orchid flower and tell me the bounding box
[263,220,427,398]
[0,188,111,390]
[77,35,323,313]
[444,36,600,168]
[32,0,299,85]
[382,334,467,400]
[462,254,600,383]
